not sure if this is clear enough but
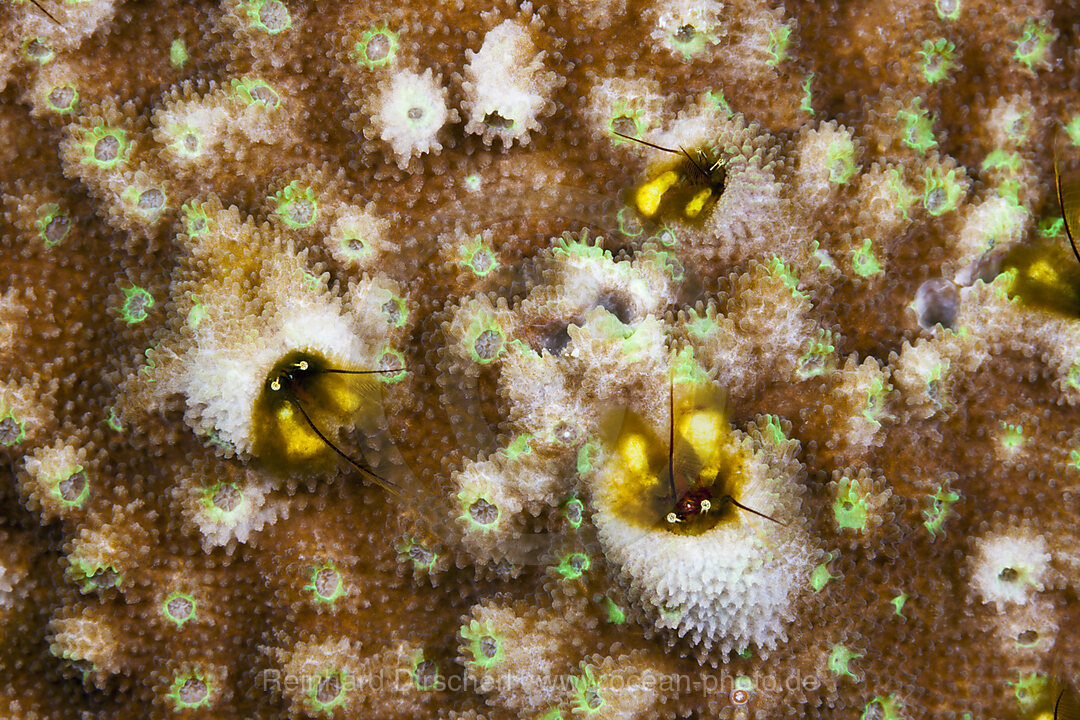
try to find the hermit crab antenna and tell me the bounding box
[729,497,787,526]
[1054,155,1080,267]
[612,130,711,179]
[29,0,61,25]
[288,397,401,496]
[667,377,676,502]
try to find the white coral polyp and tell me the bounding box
[971,528,1051,610]
[371,69,450,166]
[462,20,558,146]
[592,434,815,660]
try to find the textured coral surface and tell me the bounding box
[2,0,1080,718]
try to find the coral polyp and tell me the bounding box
[2,0,1080,718]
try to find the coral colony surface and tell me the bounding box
[3,0,1080,717]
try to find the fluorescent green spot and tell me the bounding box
[766,25,792,66]
[161,592,197,627]
[768,256,803,296]
[886,168,916,220]
[829,644,862,680]
[460,235,499,277]
[50,465,89,508]
[601,596,626,624]
[891,592,908,617]
[68,558,122,593]
[571,664,606,715]
[862,695,903,720]
[537,710,564,720]
[826,136,858,184]
[353,25,398,69]
[167,672,212,710]
[1000,422,1024,450]
[271,182,318,229]
[376,349,407,384]
[761,415,787,445]
[466,317,505,364]
[811,555,838,592]
[685,307,719,339]
[922,484,959,539]
[861,376,889,429]
[576,440,599,475]
[704,89,732,117]
[45,83,78,114]
[1009,672,1049,711]
[1066,117,1080,148]
[922,166,965,216]
[304,563,345,604]
[667,20,718,59]
[410,650,439,691]
[555,552,590,580]
[501,434,533,462]
[735,675,754,691]
[169,37,188,68]
[187,297,207,330]
[461,621,505,670]
[918,39,957,84]
[896,100,937,154]
[608,101,647,142]
[395,536,437,570]
[231,77,281,108]
[21,36,54,64]
[1014,18,1057,71]
[306,671,348,712]
[983,149,1021,175]
[119,286,154,324]
[182,203,212,237]
[833,476,871,531]
[241,0,291,34]
[1040,216,1064,238]
[801,73,815,115]
[796,330,836,379]
[852,238,883,278]
[105,406,123,433]
[464,174,482,192]
[200,482,246,521]
[78,125,129,170]
[35,204,70,247]
[563,498,584,529]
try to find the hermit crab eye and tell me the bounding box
[666,512,679,524]
[699,499,711,513]
[251,349,406,495]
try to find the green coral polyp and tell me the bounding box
[79,126,129,170]
[1066,116,1080,147]
[461,496,500,530]
[167,672,212,710]
[607,102,646,141]
[922,485,959,539]
[862,694,904,720]
[46,84,79,113]
[667,22,715,60]
[231,77,281,108]
[119,286,154,324]
[919,39,958,84]
[353,26,398,69]
[307,671,348,711]
[555,552,591,580]
[21,37,54,64]
[1000,423,1024,450]
[51,466,89,507]
[460,236,499,277]
[891,592,908,617]
[168,123,203,157]
[169,37,188,68]
[201,482,246,520]
[461,621,505,669]
[571,665,605,715]
[852,239,883,278]
[796,331,836,379]
[162,592,197,627]
[801,73,815,115]
[826,137,857,184]
[922,167,964,215]
[242,0,292,34]
[834,477,871,531]
[377,349,407,383]
[766,25,792,65]
[829,644,862,680]
[769,256,803,295]
[810,555,838,592]
[70,560,122,593]
[36,204,71,247]
[935,0,960,20]
[466,319,505,364]
[1014,19,1057,71]
[502,434,533,461]
[396,536,437,569]
[562,498,584,528]
[896,102,937,154]
[305,563,345,603]
[272,183,319,229]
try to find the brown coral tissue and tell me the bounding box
[3,0,1080,717]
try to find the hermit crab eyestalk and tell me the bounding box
[29,0,61,25]
[250,349,405,494]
